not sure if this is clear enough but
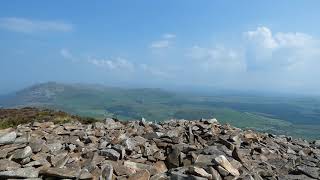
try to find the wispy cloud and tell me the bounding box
[60,49,76,62]
[187,45,245,73]
[0,17,73,33]
[139,64,171,78]
[150,33,176,49]
[162,33,176,39]
[150,40,170,49]
[88,57,135,71]
[87,56,171,79]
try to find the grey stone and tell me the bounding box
[188,166,212,179]
[214,155,240,176]
[11,146,32,160]
[105,118,123,129]
[100,149,121,160]
[297,165,319,179]
[101,163,113,180]
[29,138,45,153]
[314,140,320,148]
[47,142,63,154]
[0,167,39,178]
[0,159,21,171]
[0,131,16,144]
[112,144,126,159]
[40,167,79,178]
[209,167,222,180]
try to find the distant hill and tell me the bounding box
[1,82,172,107]
[1,82,320,140]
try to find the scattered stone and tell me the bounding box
[29,138,45,153]
[124,161,155,174]
[314,140,320,148]
[166,146,181,168]
[297,165,319,179]
[0,113,318,179]
[188,166,212,179]
[0,167,39,178]
[0,159,21,171]
[79,169,93,179]
[112,144,126,159]
[101,163,113,180]
[128,169,150,180]
[0,130,16,144]
[40,167,78,178]
[100,149,121,160]
[47,142,62,154]
[209,167,222,180]
[105,118,123,129]
[11,146,33,160]
[153,161,168,174]
[214,155,240,176]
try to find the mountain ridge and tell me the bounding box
[1,82,320,140]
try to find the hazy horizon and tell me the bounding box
[1,1,320,95]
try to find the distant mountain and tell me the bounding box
[2,81,320,140]
[1,82,176,117]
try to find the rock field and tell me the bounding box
[0,117,319,179]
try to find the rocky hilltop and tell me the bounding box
[0,115,319,179]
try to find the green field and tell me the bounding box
[1,82,320,140]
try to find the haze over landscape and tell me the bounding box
[1,1,320,94]
[1,1,320,140]
[2,1,320,179]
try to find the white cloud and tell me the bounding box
[163,33,176,39]
[187,45,245,73]
[150,33,176,49]
[139,64,170,78]
[244,26,320,71]
[88,57,135,71]
[182,26,320,92]
[0,17,73,33]
[54,26,320,93]
[245,26,314,49]
[245,26,278,49]
[60,49,75,62]
[150,40,170,49]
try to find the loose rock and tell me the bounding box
[0,114,318,179]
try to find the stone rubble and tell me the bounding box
[0,118,319,179]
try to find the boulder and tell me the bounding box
[0,167,39,178]
[209,167,222,180]
[153,161,168,174]
[11,146,33,160]
[101,163,113,180]
[0,130,16,144]
[40,167,79,178]
[188,166,212,179]
[128,169,150,180]
[100,149,121,160]
[214,155,240,176]
[0,159,21,171]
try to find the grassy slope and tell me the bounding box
[0,107,97,129]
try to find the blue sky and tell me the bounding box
[1,1,320,94]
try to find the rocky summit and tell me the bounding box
[0,117,319,180]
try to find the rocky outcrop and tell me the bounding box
[0,117,319,179]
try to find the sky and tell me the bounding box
[1,1,320,94]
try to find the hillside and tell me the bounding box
[0,107,97,129]
[1,82,320,140]
[0,109,319,179]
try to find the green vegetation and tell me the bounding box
[0,107,98,129]
[1,82,320,140]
